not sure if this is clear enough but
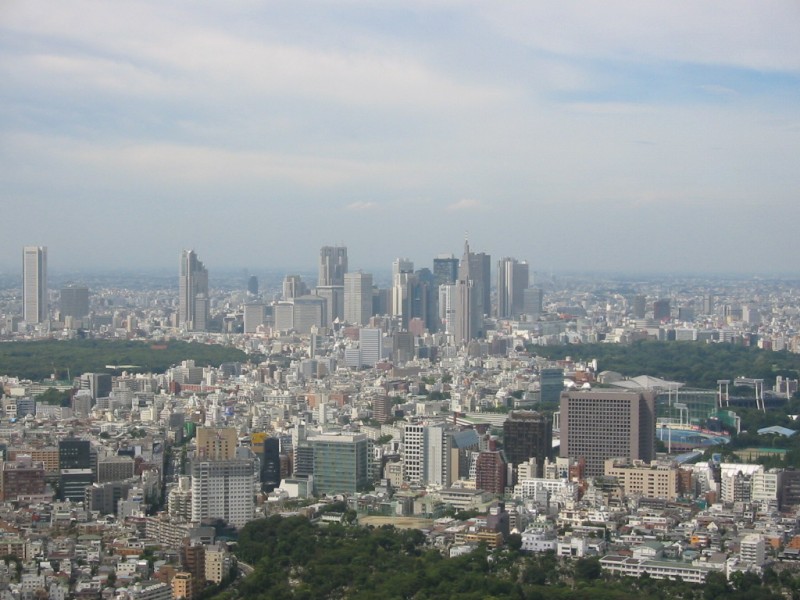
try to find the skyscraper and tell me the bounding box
[470,250,491,320]
[319,246,348,287]
[503,411,552,479]
[23,246,47,324]
[497,257,529,318]
[433,255,459,286]
[454,241,481,344]
[179,250,209,331]
[560,390,655,477]
[60,283,89,319]
[344,271,373,325]
[310,433,369,495]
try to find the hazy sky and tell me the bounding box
[2,1,799,275]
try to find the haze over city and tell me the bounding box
[2,2,799,273]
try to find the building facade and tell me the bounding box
[23,246,47,324]
[559,390,656,477]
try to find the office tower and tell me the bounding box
[653,299,671,322]
[319,246,348,286]
[60,283,89,319]
[310,433,369,495]
[359,327,383,367]
[243,303,265,334]
[247,275,259,296]
[503,411,552,478]
[414,268,438,332]
[475,451,507,495]
[196,427,238,460]
[344,271,373,325]
[59,438,91,470]
[560,390,655,477]
[179,250,209,332]
[497,257,529,318]
[315,285,344,324]
[632,294,647,319]
[433,254,459,286]
[79,373,112,401]
[439,284,456,335]
[454,241,482,344]
[22,246,47,324]
[58,438,94,501]
[539,368,563,404]
[703,294,714,315]
[292,295,326,331]
[261,437,281,493]
[392,258,414,279]
[190,459,255,528]
[282,274,308,300]
[470,250,491,320]
[522,287,544,319]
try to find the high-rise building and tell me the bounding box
[282,275,308,300]
[454,241,482,344]
[261,437,281,493]
[315,285,344,324]
[653,299,671,322]
[475,451,507,495]
[344,271,373,325]
[470,250,491,320]
[190,459,254,528]
[497,258,529,318]
[559,390,656,477]
[23,246,47,324]
[179,250,209,332]
[196,427,238,461]
[79,373,112,401]
[523,287,544,318]
[247,275,259,296]
[243,303,265,334]
[632,294,647,319]
[503,411,552,479]
[359,327,383,367]
[60,283,89,319]
[309,433,369,495]
[539,368,564,404]
[433,255,459,286]
[319,246,348,287]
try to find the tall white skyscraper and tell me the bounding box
[359,327,383,367]
[23,246,47,324]
[319,246,348,287]
[344,271,373,325]
[179,250,209,331]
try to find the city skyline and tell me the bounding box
[2,3,800,274]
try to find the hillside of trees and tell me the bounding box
[532,341,800,390]
[218,514,786,600]
[0,339,248,380]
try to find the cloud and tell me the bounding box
[345,201,378,211]
[446,199,486,212]
[699,84,739,96]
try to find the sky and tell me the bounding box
[1,1,799,275]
